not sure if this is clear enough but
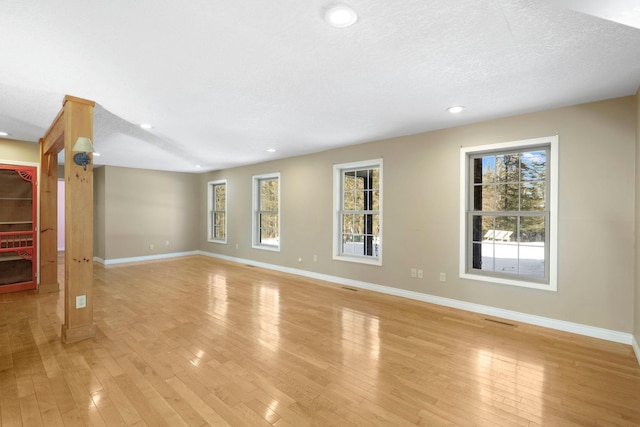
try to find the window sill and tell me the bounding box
[460,272,556,291]
[333,254,382,266]
[208,239,227,244]
[252,244,280,252]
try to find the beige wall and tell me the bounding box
[200,96,636,333]
[94,166,106,260]
[0,139,39,163]
[101,166,199,260]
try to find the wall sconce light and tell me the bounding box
[72,137,95,171]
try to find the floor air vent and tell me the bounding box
[483,318,516,327]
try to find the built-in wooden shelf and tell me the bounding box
[0,165,37,292]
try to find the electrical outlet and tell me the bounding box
[411,268,417,278]
[439,272,446,282]
[76,295,86,309]
[149,244,154,250]
[313,254,317,262]
[417,269,423,278]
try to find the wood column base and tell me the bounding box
[38,281,60,293]
[61,322,96,344]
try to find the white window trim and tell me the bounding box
[252,172,280,252]
[333,159,383,266]
[207,179,227,244]
[459,136,558,291]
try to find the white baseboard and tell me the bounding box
[633,336,640,366]
[100,251,199,266]
[197,250,634,346]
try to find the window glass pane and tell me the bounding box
[214,213,226,239]
[520,182,545,211]
[496,154,520,183]
[344,190,356,210]
[373,190,380,210]
[214,185,225,210]
[260,179,278,211]
[495,183,519,211]
[471,215,494,243]
[520,150,546,181]
[473,184,496,211]
[371,168,380,188]
[494,216,517,240]
[519,242,545,278]
[473,242,494,272]
[520,216,545,243]
[371,214,380,237]
[354,188,365,210]
[481,156,495,183]
[260,213,278,244]
[494,243,518,275]
[343,213,355,234]
[341,234,354,254]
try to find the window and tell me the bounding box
[252,173,280,251]
[207,180,227,243]
[460,136,558,291]
[333,159,382,265]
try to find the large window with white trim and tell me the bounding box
[460,136,558,291]
[252,173,280,251]
[207,180,227,243]
[333,159,382,265]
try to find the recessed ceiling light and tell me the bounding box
[325,5,358,28]
[140,123,153,129]
[195,165,201,168]
[0,131,9,136]
[447,106,465,114]
[93,152,101,157]
[266,148,276,153]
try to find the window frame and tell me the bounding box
[252,172,280,251]
[207,179,227,244]
[459,136,558,291]
[333,159,383,266]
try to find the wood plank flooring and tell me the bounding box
[1,255,639,426]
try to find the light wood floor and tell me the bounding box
[1,255,639,426]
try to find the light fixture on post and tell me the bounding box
[72,137,95,171]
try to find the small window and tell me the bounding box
[460,136,558,291]
[333,159,382,265]
[207,180,227,243]
[252,173,280,251]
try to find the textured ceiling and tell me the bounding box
[1,0,640,172]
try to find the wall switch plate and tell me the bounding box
[439,272,446,282]
[417,269,423,278]
[411,268,417,278]
[76,295,87,309]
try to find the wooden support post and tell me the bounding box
[39,105,65,293]
[38,142,59,293]
[61,96,96,343]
